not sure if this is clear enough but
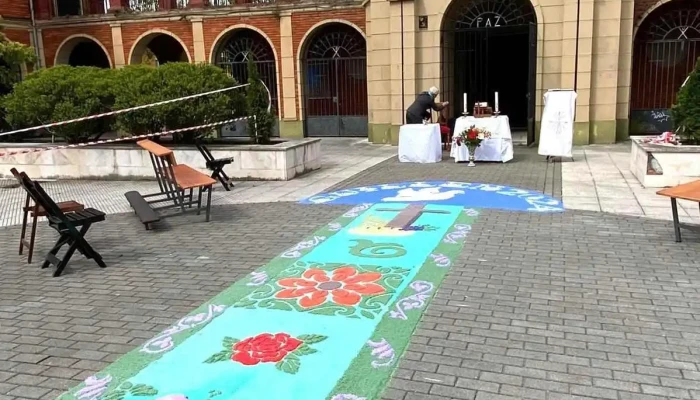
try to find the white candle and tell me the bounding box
[463,93,467,114]
[495,92,499,113]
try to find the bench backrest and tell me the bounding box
[137,139,179,194]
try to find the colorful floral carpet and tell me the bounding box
[59,182,563,400]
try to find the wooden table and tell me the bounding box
[657,180,700,242]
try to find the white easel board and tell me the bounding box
[538,89,577,158]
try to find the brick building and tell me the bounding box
[1,0,698,144]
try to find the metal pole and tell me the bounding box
[573,0,581,91]
[401,0,405,124]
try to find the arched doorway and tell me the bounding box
[55,36,111,68]
[213,28,279,137]
[301,23,368,137]
[630,0,699,135]
[442,0,537,143]
[129,32,190,66]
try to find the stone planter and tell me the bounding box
[0,138,321,181]
[631,137,700,188]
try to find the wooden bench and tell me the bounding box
[125,139,216,228]
[657,180,700,242]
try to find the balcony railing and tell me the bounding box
[208,0,276,6]
[50,0,280,18]
[128,0,189,12]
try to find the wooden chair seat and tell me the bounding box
[49,208,106,230]
[24,200,84,217]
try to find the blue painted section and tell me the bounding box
[121,308,377,400]
[116,204,464,400]
[299,181,564,213]
[308,203,459,267]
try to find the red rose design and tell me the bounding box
[231,333,303,366]
[467,130,477,140]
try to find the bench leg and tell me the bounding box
[205,185,212,222]
[27,213,39,264]
[197,187,203,215]
[19,196,30,257]
[671,198,682,242]
[176,189,187,213]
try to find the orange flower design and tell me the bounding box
[275,267,386,308]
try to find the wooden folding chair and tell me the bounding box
[196,142,235,191]
[19,192,84,264]
[11,169,107,277]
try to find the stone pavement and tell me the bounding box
[1,146,700,400]
[562,143,700,223]
[0,138,395,227]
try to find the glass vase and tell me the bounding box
[467,143,477,167]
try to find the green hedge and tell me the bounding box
[1,63,248,144]
[672,58,700,143]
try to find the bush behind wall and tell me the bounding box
[1,63,248,144]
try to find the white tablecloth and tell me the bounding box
[450,116,514,163]
[398,124,442,163]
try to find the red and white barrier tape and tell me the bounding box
[0,83,250,138]
[0,116,249,158]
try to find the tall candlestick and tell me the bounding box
[463,93,467,114]
[495,92,499,114]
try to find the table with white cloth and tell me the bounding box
[398,123,442,163]
[450,115,514,163]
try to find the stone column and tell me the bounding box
[615,0,634,141]
[561,0,593,145]
[390,0,416,137]
[191,17,206,63]
[110,23,126,67]
[366,0,392,144]
[279,11,301,137]
[587,0,625,144]
[36,29,47,68]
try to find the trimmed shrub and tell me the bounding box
[672,58,700,143]
[115,62,246,142]
[246,59,275,144]
[2,66,116,143]
[112,64,164,136]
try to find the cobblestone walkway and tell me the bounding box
[1,147,699,400]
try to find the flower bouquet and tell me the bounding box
[454,125,491,167]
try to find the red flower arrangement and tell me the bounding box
[454,125,491,147]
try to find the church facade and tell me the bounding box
[1,0,697,145]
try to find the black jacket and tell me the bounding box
[406,92,442,120]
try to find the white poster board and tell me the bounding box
[538,89,577,158]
